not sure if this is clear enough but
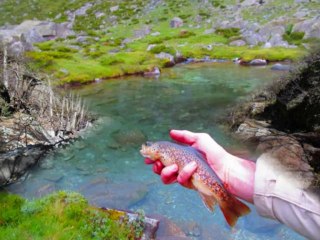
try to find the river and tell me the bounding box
[6,62,305,239]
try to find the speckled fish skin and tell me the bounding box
[140,141,251,227]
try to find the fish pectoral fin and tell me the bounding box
[198,192,216,212]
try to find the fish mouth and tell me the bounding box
[140,142,153,158]
[140,143,149,158]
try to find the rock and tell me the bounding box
[241,0,260,6]
[100,208,159,240]
[21,28,45,44]
[36,183,56,197]
[170,17,183,28]
[155,52,175,65]
[147,44,156,51]
[111,128,147,147]
[110,5,119,12]
[150,31,160,36]
[95,12,105,18]
[258,25,285,42]
[152,214,187,239]
[235,119,274,140]
[80,180,148,209]
[249,59,268,66]
[271,63,291,71]
[74,3,93,16]
[0,145,49,186]
[204,29,215,35]
[293,17,320,39]
[134,25,151,38]
[268,34,288,47]
[229,39,246,46]
[264,42,272,48]
[144,67,161,77]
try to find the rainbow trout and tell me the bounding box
[140,141,250,227]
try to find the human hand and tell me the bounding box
[145,130,256,203]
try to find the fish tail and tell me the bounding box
[219,195,251,227]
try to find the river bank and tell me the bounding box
[225,47,320,188]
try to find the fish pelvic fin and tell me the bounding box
[198,192,216,212]
[219,195,251,227]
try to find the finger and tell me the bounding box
[161,164,179,184]
[177,161,197,188]
[153,160,164,175]
[170,130,198,145]
[145,158,154,164]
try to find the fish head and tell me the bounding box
[140,141,161,161]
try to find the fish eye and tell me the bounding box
[145,141,152,146]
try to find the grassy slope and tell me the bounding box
[1,0,318,84]
[0,191,143,240]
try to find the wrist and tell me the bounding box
[219,153,256,203]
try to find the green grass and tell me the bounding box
[1,0,314,85]
[0,191,143,240]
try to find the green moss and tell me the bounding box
[149,44,176,55]
[0,191,141,240]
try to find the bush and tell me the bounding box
[178,30,196,38]
[215,28,240,39]
[283,32,305,45]
[149,44,176,55]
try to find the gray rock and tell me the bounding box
[21,28,45,44]
[95,12,105,18]
[110,5,119,12]
[249,59,268,66]
[271,63,291,71]
[293,17,320,39]
[269,34,289,47]
[155,52,175,63]
[170,17,183,28]
[229,39,246,46]
[0,145,49,186]
[74,3,93,16]
[150,31,160,36]
[147,44,156,51]
[134,25,151,38]
[258,25,285,42]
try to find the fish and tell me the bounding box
[140,141,251,227]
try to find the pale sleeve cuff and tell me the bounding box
[253,153,320,240]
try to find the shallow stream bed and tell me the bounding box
[6,63,305,239]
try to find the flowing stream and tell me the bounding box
[6,62,305,239]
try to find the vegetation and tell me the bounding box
[0,191,144,240]
[0,0,317,84]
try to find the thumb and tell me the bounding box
[170,130,197,145]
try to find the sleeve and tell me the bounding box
[253,153,320,240]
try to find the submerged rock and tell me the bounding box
[271,63,291,71]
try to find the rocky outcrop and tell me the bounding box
[0,20,74,55]
[0,145,50,185]
[227,49,320,184]
[170,17,183,28]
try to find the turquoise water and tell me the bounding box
[7,63,305,239]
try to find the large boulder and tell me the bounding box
[293,17,320,39]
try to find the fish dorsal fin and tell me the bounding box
[198,192,216,212]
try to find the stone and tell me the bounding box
[150,31,160,36]
[21,28,45,44]
[229,39,246,46]
[110,5,119,12]
[36,183,56,197]
[111,128,147,146]
[147,44,156,51]
[249,59,268,66]
[271,63,291,71]
[134,25,151,38]
[155,52,175,63]
[80,180,148,209]
[144,66,161,77]
[170,17,183,28]
[268,34,288,47]
[152,214,187,239]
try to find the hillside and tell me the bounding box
[0,0,319,84]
